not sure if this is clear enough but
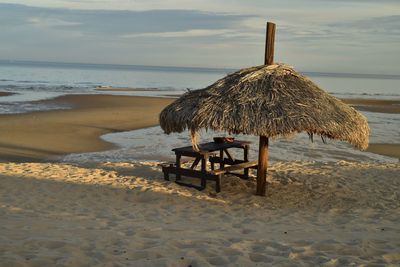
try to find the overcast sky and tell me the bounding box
[0,0,399,74]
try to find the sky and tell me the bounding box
[0,0,399,74]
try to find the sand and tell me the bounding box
[367,144,400,160]
[342,98,400,114]
[0,95,173,162]
[0,92,14,97]
[0,160,399,266]
[95,87,161,92]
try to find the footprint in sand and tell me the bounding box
[249,253,273,263]
[241,229,256,234]
[137,230,162,239]
[206,256,230,266]
[134,240,160,250]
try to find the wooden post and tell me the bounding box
[256,136,269,195]
[264,22,275,66]
[256,22,275,196]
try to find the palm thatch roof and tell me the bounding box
[159,63,370,150]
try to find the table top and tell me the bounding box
[173,140,251,155]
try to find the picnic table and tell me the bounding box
[161,140,258,192]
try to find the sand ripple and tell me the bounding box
[0,161,399,266]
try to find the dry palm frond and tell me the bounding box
[160,64,369,150]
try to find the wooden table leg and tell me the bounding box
[216,174,221,193]
[244,145,249,179]
[163,165,170,181]
[190,157,201,169]
[176,154,182,181]
[201,156,207,188]
[223,149,234,162]
[219,149,224,169]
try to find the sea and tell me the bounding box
[0,60,399,163]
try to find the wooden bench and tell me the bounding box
[211,160,258,175]
[161,162,221,192]
[162,160,257,193]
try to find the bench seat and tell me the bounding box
[211,160,258,175]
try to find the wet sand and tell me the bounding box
[342,98,400,114]
[0,92,14,97]
[95,87,161,92]
[0,95,173,162]
[367,144,400,160]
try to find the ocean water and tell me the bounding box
[1,61,399,102]
[0,61,228,113]
[62,112,399,163]
[0,61,399,163]
[63,123,398,164]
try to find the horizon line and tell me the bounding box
[1,59,400,80]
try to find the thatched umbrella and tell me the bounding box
[159,22,370,196]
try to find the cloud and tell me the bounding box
[0,3,260,67]
[0,2,399,73]
[314,0,400,3]
[330,15,400,36]
[27,17,82,27]
[275,15,400,46]
[121,29,263,40]
[0,4,250,36]
[121,29,235,38]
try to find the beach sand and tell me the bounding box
[0,92,14,97]
[342,98,400,114]
[0,95,173,162]
[0,160,399,266]
[367,144,400,160]
[95,87,161,92]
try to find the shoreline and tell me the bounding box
[0,94,399,162]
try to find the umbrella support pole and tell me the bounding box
[255,21,275,196]
[256,136,269,196]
